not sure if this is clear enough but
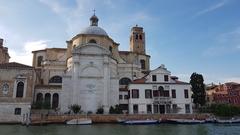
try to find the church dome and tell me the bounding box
[80,14,108,36]
[80,26,108,36]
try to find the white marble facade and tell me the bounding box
[61,44,119,113]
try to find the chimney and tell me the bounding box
[0,38,3,46]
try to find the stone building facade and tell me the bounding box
[0,38,10,64]
[128,65,192,114]
[0,62,35,123]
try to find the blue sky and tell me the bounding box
[0,0,240,84]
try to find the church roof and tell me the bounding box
[0,62,33,69]
[80,26,108,36]
[79,14,108,36]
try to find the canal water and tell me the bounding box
[0,124,240,135]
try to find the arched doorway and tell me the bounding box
[36,93,43,103]
[52,93,59,109]
[44,93,51,109]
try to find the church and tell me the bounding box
[0,14,192,122]
[32,14,150,114]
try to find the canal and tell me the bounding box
[0,124,240,135]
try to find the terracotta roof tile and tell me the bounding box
[0,62,33,69]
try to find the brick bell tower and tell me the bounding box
[130,25,146,54]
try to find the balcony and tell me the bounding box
[153,97,172,104]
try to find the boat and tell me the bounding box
[116,118,126,123]
[166,119,205,124]
[216,118,240,124]
[123,119,158,125]
[66,118,92,125]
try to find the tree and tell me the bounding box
[190,72,206,108]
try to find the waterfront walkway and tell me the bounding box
[30,113,209,125]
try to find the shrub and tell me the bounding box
[69,104,81,114]
[96,106,104,114]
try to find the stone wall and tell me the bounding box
[30,113,209,124]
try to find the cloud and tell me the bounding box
[9,40,49,66]
[195,0,227,16]
[203,27,240,56]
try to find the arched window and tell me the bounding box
[45,93,51,108]
[36,93,43,103]
[49,76,62,83]
[88,39,97,43]
[16,82,24,98]
[37,56,43,67]
[140,59,146,69]
[52,93,59,109]
[158,86,164,97]
[139,35,142,40]
[119,78,131,85]
[135,34,138,40]
[109,46,113,53]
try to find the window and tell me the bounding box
[140,59,145,69]
[135,34,138,40]
[153,90,159,97]
[109,46,113,53]
[132,89,139,98]
[88,39,97,43]
[164,75,169,82]
[172,104,177,113]
[45,93,51,108]
[124,95,129,99]
[119,78,131,85]
[172,89,176,98]
[152,75,157,82]
[164,90,170,97]
[184,89,189,98]
[147,104,152,114]
[133,104,138,114]
[49,76,62,83]
[145,89,152,99]
[153,105,159,113]
[37,56,43,67]
[158,86,164,97]
[16,82,24,98]
[185,104,190,113]
[2,83,9,95]
[139,35,142,40]
[119,95,123,100]
[14,108,21,115]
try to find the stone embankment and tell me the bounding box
[30,113,209,125]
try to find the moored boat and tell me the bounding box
[66,118,92,125]
[166,119,205,124]
[216,118,240,124]
[123,119,158,125]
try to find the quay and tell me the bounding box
[30,114,209,125]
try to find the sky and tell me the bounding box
[0,0,240,84]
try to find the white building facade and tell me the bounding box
[128,65,192,114]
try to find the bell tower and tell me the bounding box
[130,25,145,54]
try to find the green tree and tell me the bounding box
[190,72,206,108]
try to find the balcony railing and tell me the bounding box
[153,97,172,104]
